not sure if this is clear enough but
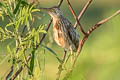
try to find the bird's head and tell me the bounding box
[40,6,64,19]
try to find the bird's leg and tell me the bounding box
[62,50,67,69]
[62,50,67,62]
[63,53,70,69]
[62,50,67,65]
[70,46,74,65]
[62,50,71,68]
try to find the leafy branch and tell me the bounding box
[0,0,49,80]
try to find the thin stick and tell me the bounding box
[40,19,52,44]
[63,50,67,62]
[21,25,27,34]
[72,10,120,68]
[36,19,53,49]
[57,0,64,8]
[74,0,93,28]
[87,10,120,35]
[66,0,86,35]
[5,66,14,80]
[11,54,32,80]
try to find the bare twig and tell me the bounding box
[87,10,120,35]
[63,50,67,62]
[57,0,64,8]
[66,0,86,35]
[36,18,53,49]
[72,10,120,68]
[21,25,27,34]
[40,19,53,44]
[74,0,93,28]
[11,54,32,80]
[76,36,87,56]
[5,66,14,80]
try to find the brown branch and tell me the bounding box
[72,10,120,68]
[62,50,67,62]
[74,0,93,28]
[57,0,64,8]
[87,10,120,35]
[21,25,27,34]
[76,36,88,57]
[66,0,86,35]
[11,54,32,80]
[40,0,63,9]
[36,18,53,49]
[40,19,53,44]
[5,66,14,80]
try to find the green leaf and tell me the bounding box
[36,55,42,71]
[0,11,4,21]
[13,0,22,14]
[38,25,46,33]
[22,7,25,16]
[44,46,57,56]
[7,45,13,59]
[23,29,35,41]
[31,9,40,13]
[0,14,4,21]
[36,34,40,44]
[5,22,14,34]
[29,50,35,75]
[29,13,32,21]
[6,5,15,20]
[0,32,3,41]
[15,21,20,31]
[18,8,22,18]
[6,22,14,27]
[4,23,14,39]
[29,4,34,12]
[41,45,62,63]
[25,12,29,25]
[0,27,4,33]
[34,37,36,46]
[17,47,24,58]
[27,40,32,48]
[21,1,29,6]
[0,2,3,7]
[39,30,47,33]
[0,2,5,7]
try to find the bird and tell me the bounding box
[42,6,80,62]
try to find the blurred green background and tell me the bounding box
[0,0,120,80]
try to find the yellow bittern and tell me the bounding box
[42,6,79,62]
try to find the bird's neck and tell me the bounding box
[52,15,65,24]
[52,17,58,24]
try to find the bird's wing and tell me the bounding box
[65,19,80,49]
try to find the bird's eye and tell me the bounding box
[53,10,56,13]
[52,9,56,13]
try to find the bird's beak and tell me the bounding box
[39,7,52,12]
[40,7,53,16]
